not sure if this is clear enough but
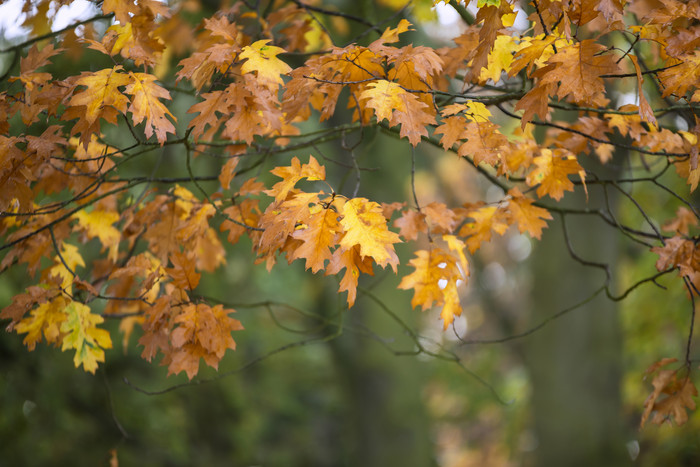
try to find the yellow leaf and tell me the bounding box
[106,22,133,55]
[60,301,112,374]
[443,235,469,276]
[15,295,68,350]
[240,40,292,89]
[398,247,465,329]
[67,67,131,126]
[72,209,121,262]
[49,243,85,291]
[479,35,522,84]
[361,80,406,122]
[339,198,401,270]
[526,149,582,201]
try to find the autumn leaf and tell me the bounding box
[240,40,292,90]
[629,55,658,127]
[394,209,427,240]
[266,156,326,202]
[361,80,436,146]
[662,207,698,235]
[166,251,201,290]
[479,35,522,84]
[651,235,696,277]
[641,358,698,428]
[15,294,68,350]
[539,40,619,106]
[291,203,341,273]
[507,187,553,239]
[339,198,401,270]
[219,158,239,190]
[169,303,243,379]
[458,205,511,253]
[60,301,113,374]
[124,72,177,145]
[65,67,131,147]
[361,80,407,122]
[49,243,85,291]
[526,149,582,201]
[326,245,374,307]
[658,52,700,99]
[72,209,121,262]
[398,241,467,329]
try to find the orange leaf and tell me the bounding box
[526,149,582,201]
[124,72,177,145]
[291,204,341,273]
[165,251,201,290]
[507,187,552,239]
[326,245,374,307]
[266,156,326,202]
[458,205,511,253]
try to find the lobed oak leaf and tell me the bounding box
[479,34,523,84]
[539,40,619,106]
[169,303,242,379]
[165,251,201,290]
[240,40,292,90]
[219,158,239,190]
[526,149,582,201]
[339,198,401,271]
[394,209,427,241]
[291,204,341,273]
[326,245,374,307]
[15,295,68,351]
[361,80,407,122]
[509,35,558,77]
[662,207,699,235]
[258,192,320,258]
[457,121,508,167]
[641,359,698,428]
[514,82,554,129]
[65,67,131,146]
[466,4,512,82]
[507,187,553,239]
[266,156,326,202]
[651,235,696,276]
[424,202,458,234]
[139,297,172,362]
[48,243,86,291]
[435,116,467,150]
[1,285,55,328]
[658,52,700,99]
[458,205,511,253]
[124,72,177,145]
[187,90,228,140]
[60,301,112,374]
[398,245,466,329]
[72,209,121,262]
[390,91,436,146]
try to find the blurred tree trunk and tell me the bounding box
[523,158,629,466]
[319,290,434,466]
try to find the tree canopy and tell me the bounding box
[2,0,700,458]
